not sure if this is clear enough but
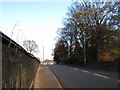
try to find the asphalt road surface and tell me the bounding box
[48,65,119,88]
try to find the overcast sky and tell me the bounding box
[0,1,72,61]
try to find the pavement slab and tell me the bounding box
[30,65,62,89]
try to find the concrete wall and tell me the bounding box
[0,33,2,89]
[1,32,40,88]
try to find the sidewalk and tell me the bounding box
[30,65,62,89]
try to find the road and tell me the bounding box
[48,65,119,88]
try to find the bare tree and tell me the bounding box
[23,40,39,54]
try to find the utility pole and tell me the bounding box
[43,45,44,61]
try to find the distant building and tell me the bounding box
[41,59,56,65]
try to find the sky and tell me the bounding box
[0,1,73,61]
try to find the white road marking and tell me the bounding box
[73,68,79,70]
[81,70,89,73]
[93,73,109,79]
[118,80,120,82]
